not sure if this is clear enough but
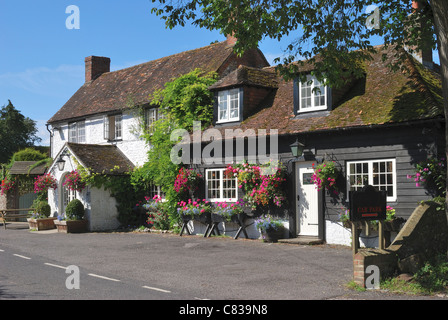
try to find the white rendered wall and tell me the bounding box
[50,110,149,167]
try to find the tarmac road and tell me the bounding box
[0,222,446,304]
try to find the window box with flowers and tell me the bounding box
[211,200,246,223]
[177,199,212,236]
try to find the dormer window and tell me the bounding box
[217,88,240,123]
[295,75,329,114]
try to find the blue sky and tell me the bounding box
[0,1,440,146]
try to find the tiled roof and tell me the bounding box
[48,40,261,124]
[9,161,47,175]
[208,65,278,90]
[66,143,134,174]
[210,45,443,138]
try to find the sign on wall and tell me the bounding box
[349,185,387,222]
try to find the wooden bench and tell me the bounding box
[0,209,32,230]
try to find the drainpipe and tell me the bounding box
[46,123,53,159]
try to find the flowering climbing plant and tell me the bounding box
[63,171,86,192]
[224,161,287,208]
[407,157,446,197]
[34,174,58,193]
[1,178,16,195]
[311,161,340,195]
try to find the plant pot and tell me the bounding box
[54,219,88,234]
[27,218,57,231]
[193,211,211,224]
[261,227,285,243]
[211,213,226,223]
[384,218,405,232]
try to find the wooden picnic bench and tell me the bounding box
[0,209,32,230]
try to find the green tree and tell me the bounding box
[0,100,41,164]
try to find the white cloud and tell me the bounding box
[0,65,84,98]
[35,120,51,146]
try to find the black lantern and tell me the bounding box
[56,156,66,172]
[290,139,305,158]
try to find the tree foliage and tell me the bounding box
[150,1,439,85]
[133,69,216,226]
[151,0,448,220]
[0,100,41,164]
[151,68,217,130]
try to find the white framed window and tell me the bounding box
[114,114,122,140]
[217,88,240,123]
[62,184,77,211]
[68,120,86,143]
[145,108,166,129]
[298,75,327,112]
[206,168,238,202]
[149,184,166,201]
[104,114,122,141]
[346,159,397,202]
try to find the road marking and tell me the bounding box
[88,273,120,282]
[13,254,31,260]
[142,286,171,293]
[0,249,4,252]
[44,263,68,270]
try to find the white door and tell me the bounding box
[296,162,320,236]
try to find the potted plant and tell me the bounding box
[27,201,56,231]
[54,199,88,233]
[255,215,286,243]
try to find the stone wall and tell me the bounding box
[353,201,448,288]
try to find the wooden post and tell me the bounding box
[351,221,359,255]
[378,220,385,250]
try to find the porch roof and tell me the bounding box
[9,161,47,175]
[66,143,134,174]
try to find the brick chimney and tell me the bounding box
[410,0,433,68]
[85,56,111,82]
[226,34,237,46]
